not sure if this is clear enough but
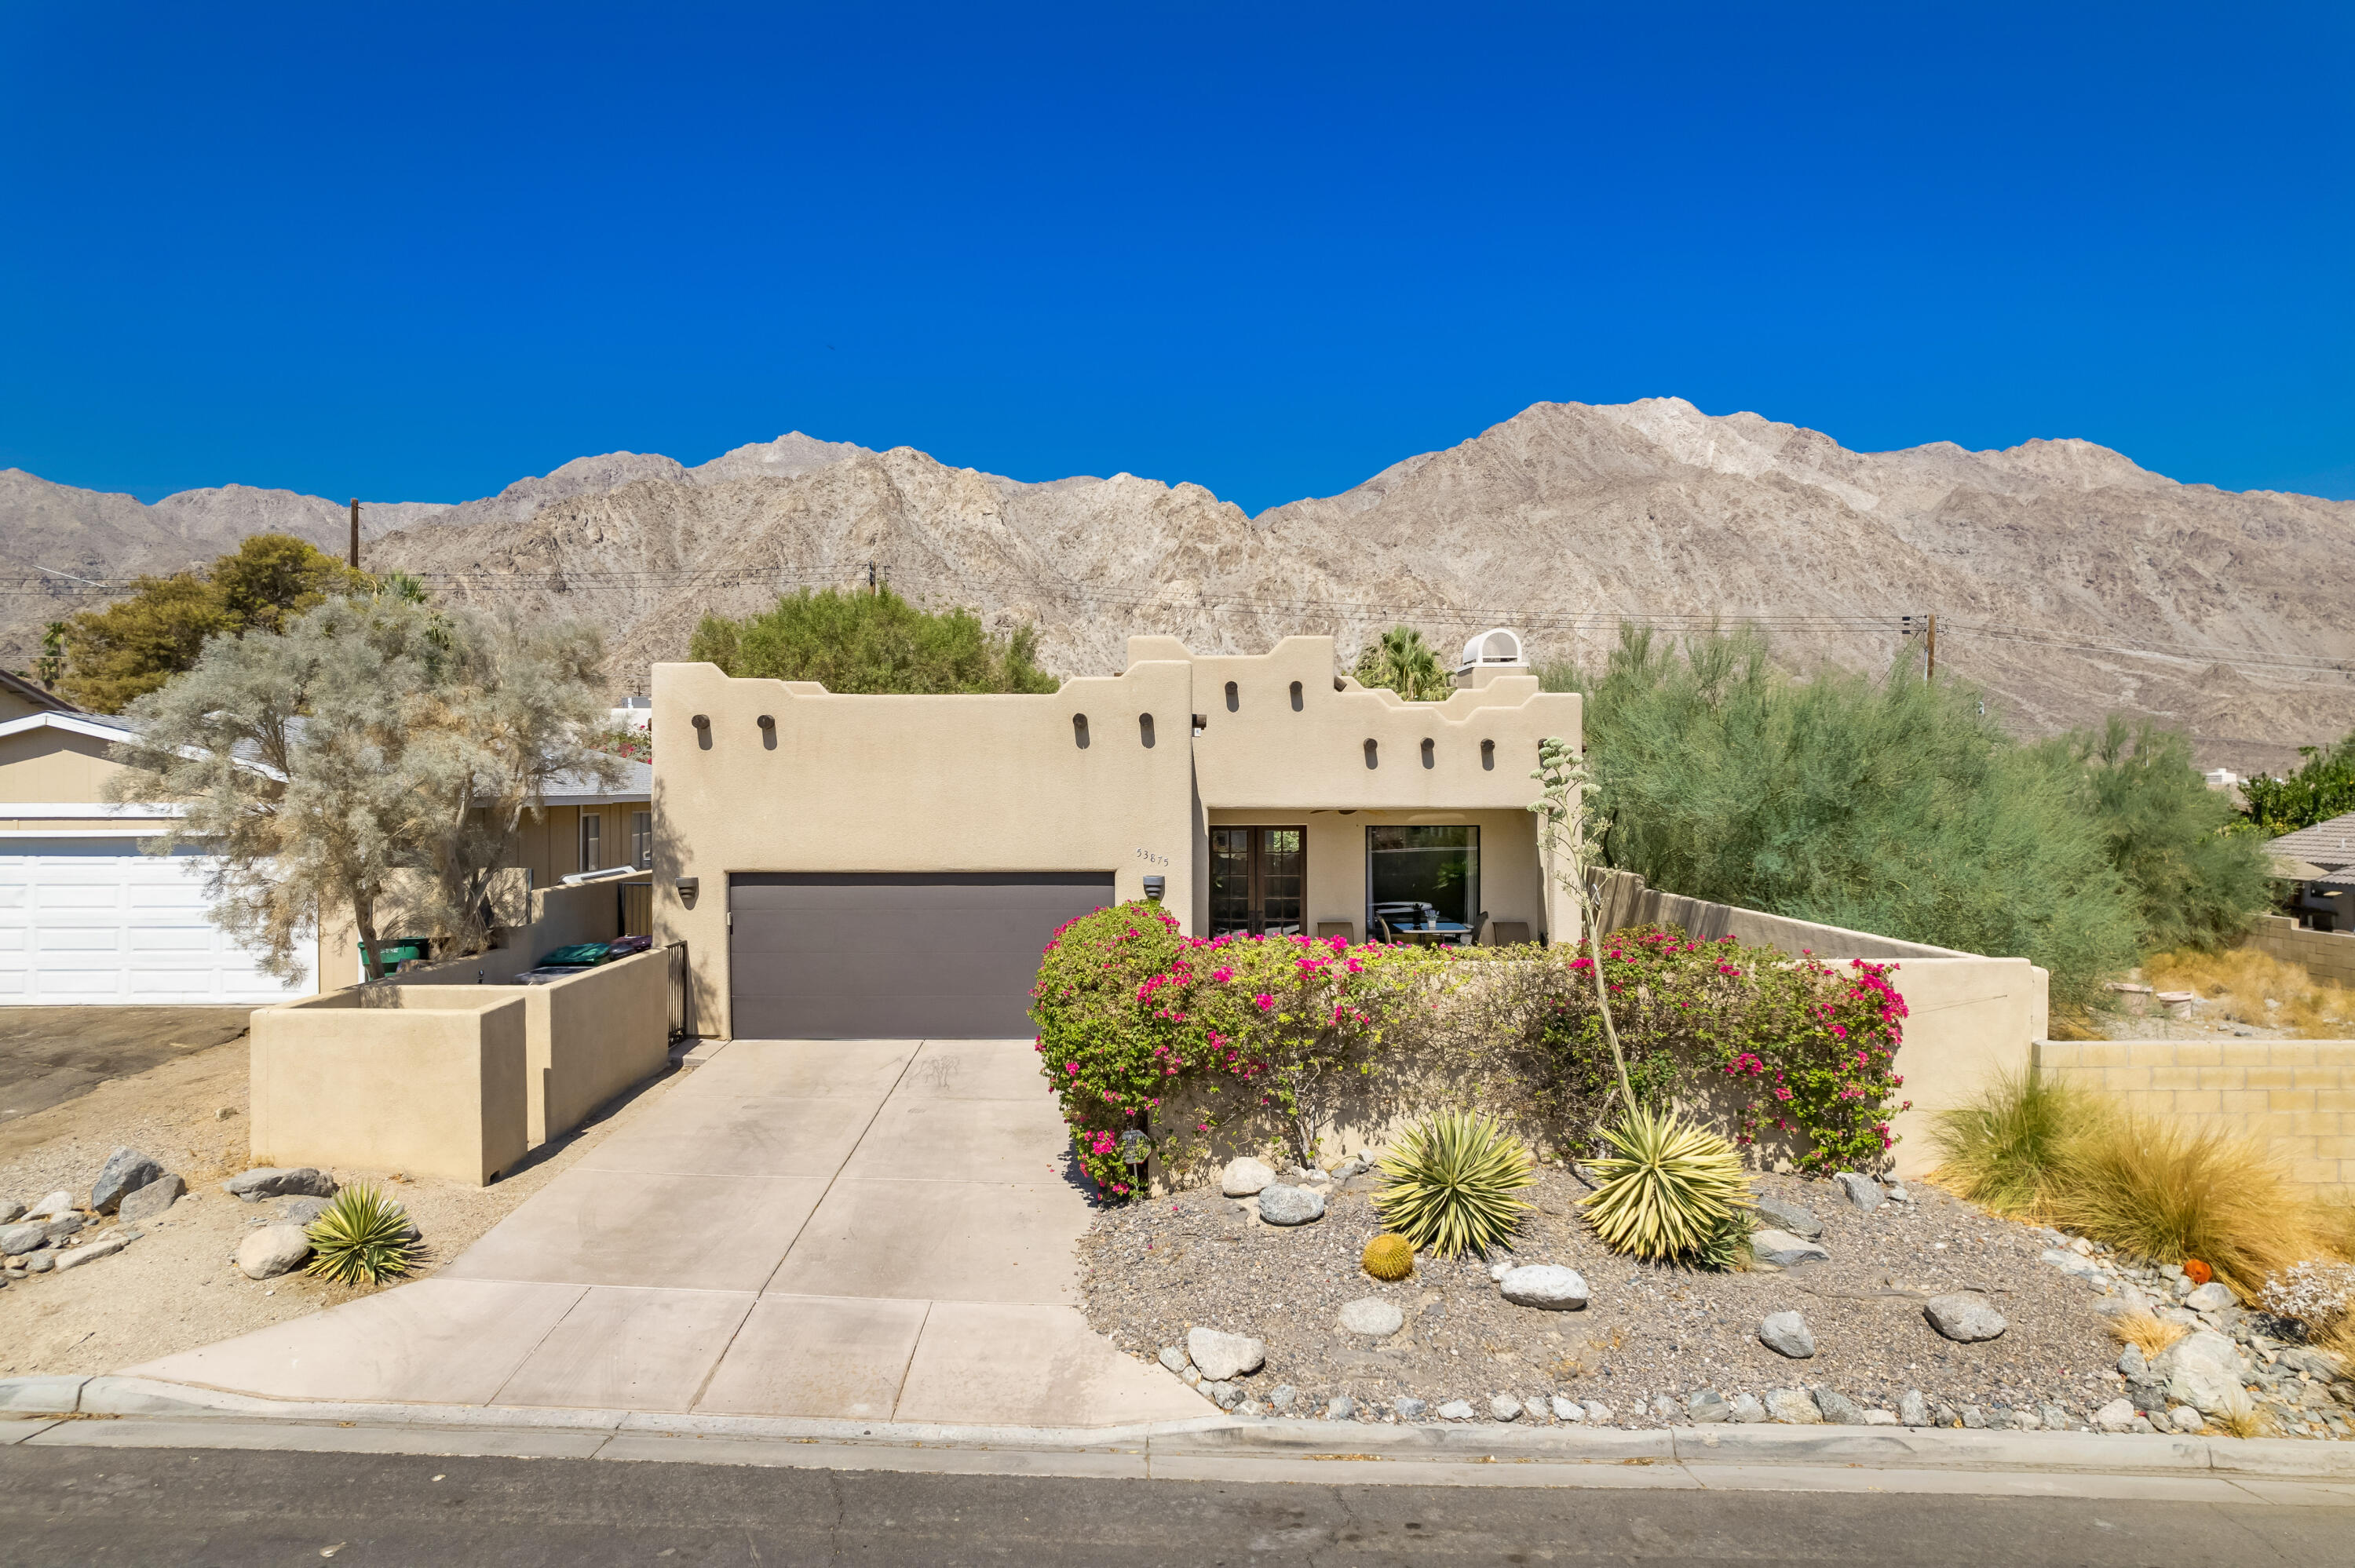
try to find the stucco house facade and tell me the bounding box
[652,634,1583,1040]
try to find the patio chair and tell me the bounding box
[1492,921,1531,946]
[1316,921,1356,943]
[1460,911,1488,946]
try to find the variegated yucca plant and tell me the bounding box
[1579,1105,1754,1264]
[1373,1110,1535,1258]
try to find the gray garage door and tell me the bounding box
[728,872,1118,1039]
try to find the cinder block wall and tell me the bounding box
[2240,915,2355,989]
[2033,1037,2355,1194]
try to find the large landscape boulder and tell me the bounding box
[116,1175,187,1224]
[1752,1230,1830,1267]
[1256,1184,1325,1225]
[224,1168,337,1202]
[2,1215,82,1254]
[236,1224,313,1280]
[1186,1326,1266,1382]
[1758,1311,1816,1358]
[1924,1293,2007,1343]
[90,1147,165,1214]
[1498,1264,1590,1311]
[2156,1330,2252,1417]
[1765,1387,1823,1424]
[1338,1298,1405,1336]
[1220,1158,1274,1198]
[1831,1172,1883,1212]
[1753,1194,1822,1239]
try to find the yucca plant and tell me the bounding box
[1579,1105,1754,1264]
[1373,1111,1535,1257]
[304,1183,418,1285]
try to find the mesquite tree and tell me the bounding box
[105,594,623,981]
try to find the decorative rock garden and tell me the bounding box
[1078,1161,2355,1439]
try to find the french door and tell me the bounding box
[1209,826,1305,936]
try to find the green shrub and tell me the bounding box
[1580,1105,1754,1265]
[1542,627,2143,1009]
[2242,729,2355,837]
[304,1183,418,1285]
[2051,717,2271,954]
[689,586,1057,694]
[1353,626,1453,701]
[1372,1110,1535,1257]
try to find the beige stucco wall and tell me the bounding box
[1876,956,2048,1180]
[0,726,138,815]
[2241,914,2355,990]
[652,636,1583,1039]
[2036,1037,2355,1194]
[248,989,529,1186]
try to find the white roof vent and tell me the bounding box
[1456,627,1524,672]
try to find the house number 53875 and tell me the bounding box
[1134,848,1170,867]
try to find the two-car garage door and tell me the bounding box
[0,840,313,1005]
[728,872,1116,1038]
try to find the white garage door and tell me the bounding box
[0,839,313,1005]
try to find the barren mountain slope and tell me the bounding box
[7,400,2350,773]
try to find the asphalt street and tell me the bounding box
[4,1442,2350,1567]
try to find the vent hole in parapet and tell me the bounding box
[757,715,776,751]
[1421,738,1435,769]
[1072,714,1090,749]
[1225,680,1239,713]
[692,714,712,751]
[1139,713,1156,749]
[1481,738,1495,771]
[1364,738,1378,769]
[1290,680,1303,711]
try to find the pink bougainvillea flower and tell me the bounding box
[1254,993,1274,1012]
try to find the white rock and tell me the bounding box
[1338,1297,1405,1336]
[1550,1395,1584,1422]
[1324,1395,1354,1420]
[1499,1264,1590,1311]
[1157,1345,1189,1374]
[1753,1230,1831,1267]
[55,1232,133,1271]
[1832,1172,1883,1212]
[1221,1158,1275,1198]
[2094,1398,2138,1432]
[1186,1326,1266,1382]
[235,1223,313,1280]
[1923,1293,2006,1343]
[1489,1395,1522,1421]
[1758,1310,1816,1358]
[1765,1387,1823,1424]
[1437,1400,1476,1421]
[1581,1400,1614,1424]
[1729,1394,1767,1424]
[27,1191,75,1222]
[2167,1406,2206,1433]
[2184,1282,2236,1313]
[1256,1183,1325,1226]
[1487,1256,1515,1282]
[1864,1409,1899,1424]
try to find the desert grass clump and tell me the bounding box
[2214,1406,2276,1440]
[1580,1106,1754,1266]
[2143,947,2355,1040]
[1373,1111,1535,1259]
[1361,1233,1416,1282]
[2312,1198,2355,1263]
[2044,1117,2306,1298]
[1930,1071,2109,1218]
[304,1183,418,1285]
[2105,1311,2189,1359]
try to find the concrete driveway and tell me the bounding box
[129,1038,1202,1429]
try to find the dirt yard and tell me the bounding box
[0,1023,687,1380]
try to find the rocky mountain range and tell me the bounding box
[5,399,2351,775]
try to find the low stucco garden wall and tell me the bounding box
[2035,1036,2355,1194]
[249,988,529,1186]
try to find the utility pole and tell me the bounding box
[348,498,360,570]
[1925,613,1938,680]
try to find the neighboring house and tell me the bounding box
[2269,810,2355,932]
[0,668,80,724]
[652,633,1583,1040]
[0,698,654,1005]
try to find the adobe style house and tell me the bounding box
[652,633,1583,1039]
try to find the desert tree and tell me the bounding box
[105,594,623,981]
[1353,625,1453,702]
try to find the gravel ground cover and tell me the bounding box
[1076,1164,2348,1435]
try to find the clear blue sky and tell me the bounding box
[3,2,2349,513]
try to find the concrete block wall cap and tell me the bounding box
[0,1375,89,1415]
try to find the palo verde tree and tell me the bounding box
[58,534,373,713]
[688,585,1057,693]
[1352,625,1453,701]
[105,593,623,980]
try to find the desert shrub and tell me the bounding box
[304,1183,418,1285]
[1536,924,1910,1173]
[689,585,1057,694]
[1352,625,1453,701]
[2105,1311,2188,1359]
[2050,719,2272,954]
[2241,729,2355,837]
[1372,1110,1535,1257]
[1543,627,2145,1008]
[1579,1105,1754,1266]
[1930,1071,2109,1216]
[2142,947,2355,1040]
[2044,1115,2307,1298]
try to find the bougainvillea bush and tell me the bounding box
[1032,904,1911,1197]
[1533,924,1910,1175]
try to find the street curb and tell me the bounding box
[4,1375,2349,1481]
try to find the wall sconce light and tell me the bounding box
[676,877,699,901]
[1142,875,1166,901]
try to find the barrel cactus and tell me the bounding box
[1361,1232,1415,1282]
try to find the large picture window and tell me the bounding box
[1366,825,1478,938]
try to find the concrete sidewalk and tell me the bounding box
[123,1037,1202,1428]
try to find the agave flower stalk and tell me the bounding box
[1529,736,1635,1118]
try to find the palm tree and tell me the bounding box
[1353,625,1451,701]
